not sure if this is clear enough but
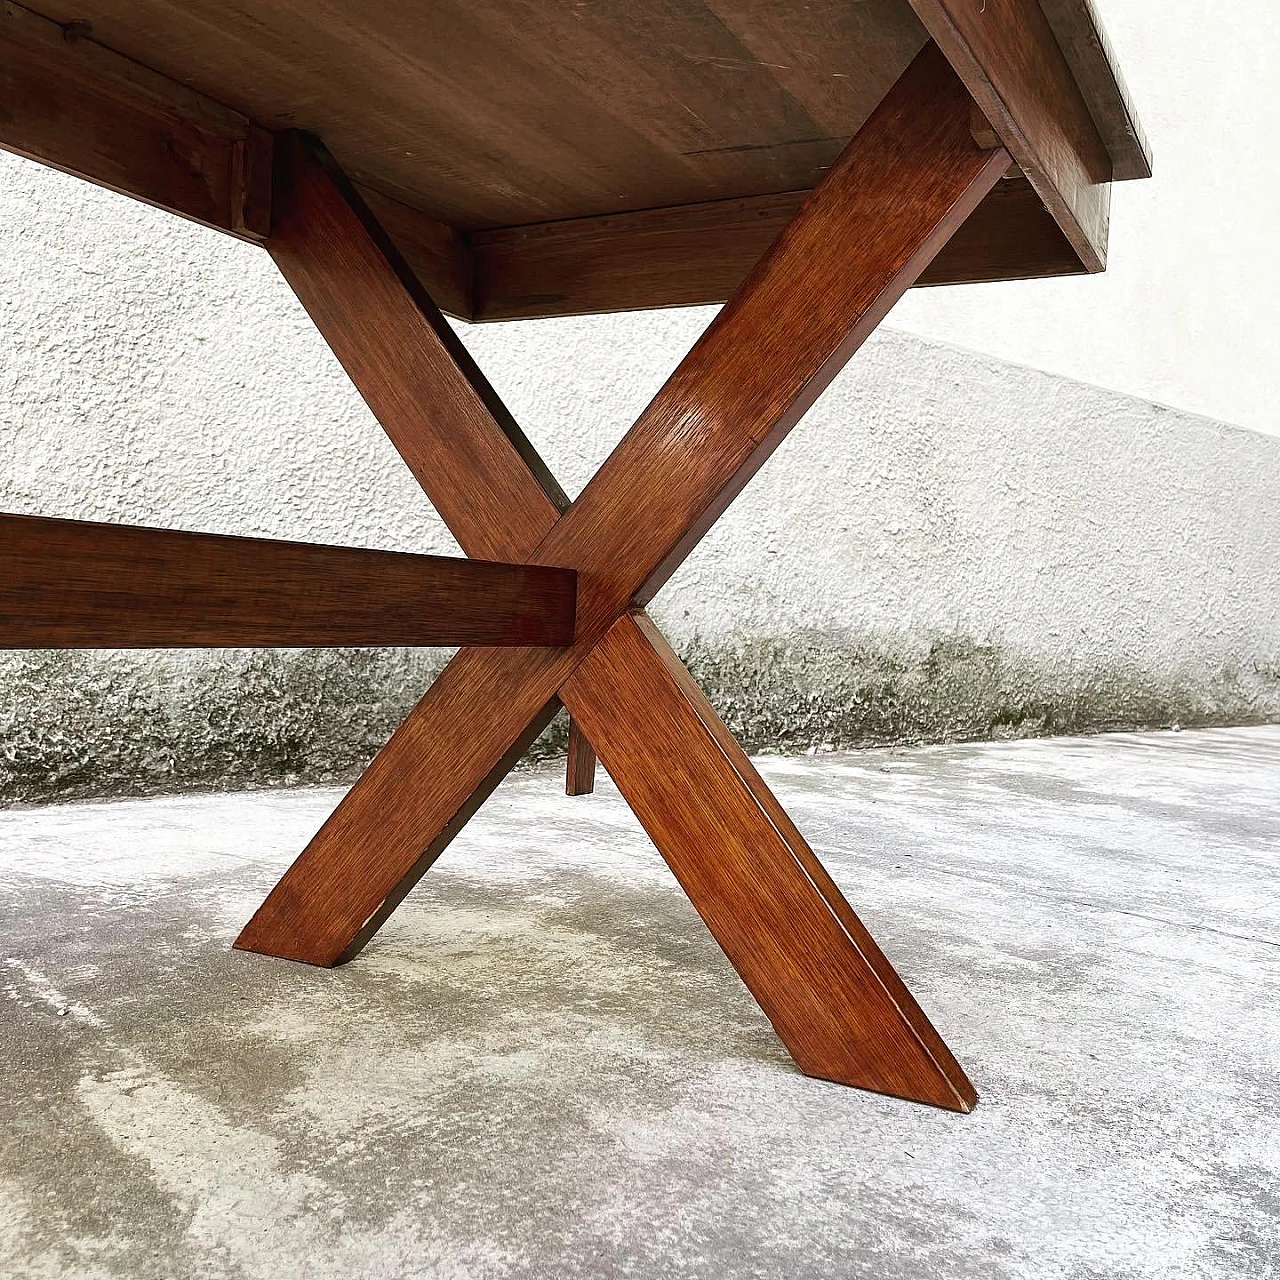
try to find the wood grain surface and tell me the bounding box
[0,513,576,649]
[471,172,1078,320]
[0,0,271,239]
[561,612,976,1109]
[21,0,925,229]
[564,719,598,796]
[234,640,575,963]
[5,0,1145,312]
[7,4,1145,1106]
[266,132,568,559]
[906,0,1113,269]
[534,42,1011,614]
[1039,0,1150,180]
[235,44,1002,1106]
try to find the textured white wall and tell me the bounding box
[1,145,1278,800]
[893,0,1280,439]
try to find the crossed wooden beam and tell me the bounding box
[3,45,1010,1110]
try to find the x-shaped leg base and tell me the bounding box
[235,44,1009,1111]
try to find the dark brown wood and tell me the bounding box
[5,2,1151,1110]
[329,694,564,966]
[971,104,1003,152]
[536,43,1011,615]
[565,719,597,796]
[561,612,975,1110]
[0,2,470,311]
[17,0,1141,234]
[1039,0,1151,180]
[0,1,271,239]
[0,513,577,649]
[22,0,927,229]
[4,0,1078,316]
[471,172,1078,321]
[358,185,475,321]
[235,640,576,963]
[905,0,1113,270]
[5,0,1145,311]
[266,132,567,561]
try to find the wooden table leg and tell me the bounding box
[565,719,597,796]
[238,43,1007,1109]
[562,612,975,1109]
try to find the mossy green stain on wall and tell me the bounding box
[0,648,446,805]
[2,640,1276,806]
[686,633,1279,753]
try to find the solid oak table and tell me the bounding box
[0,0,1148,1111]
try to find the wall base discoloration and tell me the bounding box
[0,648,445,806]
[3,637,1276,806]
[684,633,1280,753]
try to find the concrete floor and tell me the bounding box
[1,727,1277,1280]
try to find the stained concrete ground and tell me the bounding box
[0,726,1277,1280]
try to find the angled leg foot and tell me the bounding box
[562,613,976,1110]
[234,644,570,965]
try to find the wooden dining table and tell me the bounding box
[0,0,1149,1111]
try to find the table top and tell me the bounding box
[3,0,1150,318]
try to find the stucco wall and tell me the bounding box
[2,151,1278,803]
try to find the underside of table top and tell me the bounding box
[1,0,1148,319]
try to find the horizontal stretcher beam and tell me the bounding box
[0,513,577,649]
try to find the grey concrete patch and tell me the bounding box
[1,727,1277,1278]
